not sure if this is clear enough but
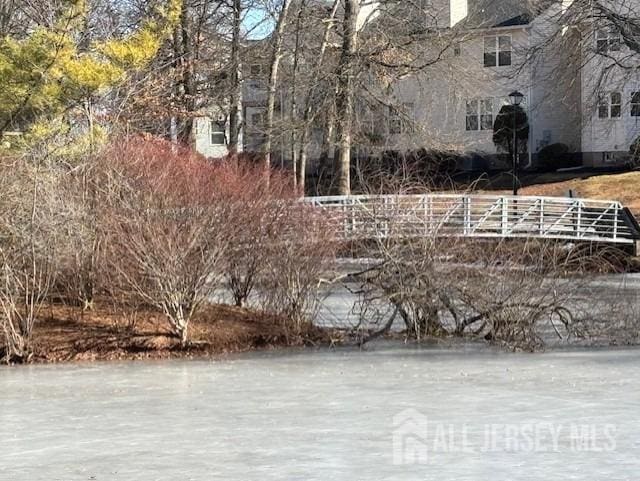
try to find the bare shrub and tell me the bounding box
[221,167,296,307]
[0,157,63,362]
[53,161,105,310]
[339,193,620,351]
[101,138,242,345]
[94,137,337,346]
[257,205,337,341]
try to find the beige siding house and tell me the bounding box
[193,0,639,169]
[578,0,640,166]
[382,0,585,168]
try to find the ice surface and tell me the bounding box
[1,344,639,480]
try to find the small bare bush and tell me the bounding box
[53,161,105,310]
[0,158,63,362]
[101,139,241,345]
[257,205,337,340]
[221,166,297,307]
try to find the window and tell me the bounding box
[632,92,640,117]
[210,120,225,145]
[359,106,376,137]
[498,36,512,66]
[466,100,479,130]
[389,103,414,134]
[596,28,621,53]
[599,92,622,118]
[611,92,622,117]
[250,64,262,76]
[480,99,493,130]
[251,112,265,128]
[466,99,493,131]
[484,35,511,67]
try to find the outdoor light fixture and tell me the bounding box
[508,90,525,106]
[508,90,525,195]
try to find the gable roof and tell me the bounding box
[460,0,556,29]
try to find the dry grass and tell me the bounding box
[515,172,640,215]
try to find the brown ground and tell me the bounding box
[517,172,640,215]
[479,171,640,215]
[24,302,332,364]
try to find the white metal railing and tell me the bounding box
[303,194,640,245]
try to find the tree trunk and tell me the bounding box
[228,0,242,156]
[179,0,195,144]
[264,0,292,172]
[334,0,360,196]
[290,0,306,191]
[297,0,340,194]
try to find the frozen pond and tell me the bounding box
[316,271,640,333]
[1,344,640,480]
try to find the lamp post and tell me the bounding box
[508,90,525,196]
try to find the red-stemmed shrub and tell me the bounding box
[100,137,336,344]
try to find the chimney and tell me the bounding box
[450,0,468,27]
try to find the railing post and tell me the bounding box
[576,201,582,238]
[463,196,471,235]
[340,200,351,240]
[613,203,619,240]
[501,197,508,236]
[539,198,544,235]
[351,198,357,238]
[423,196,427,236]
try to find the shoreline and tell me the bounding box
[1,302,336,366]
[4,298,639,366]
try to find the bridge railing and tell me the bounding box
[303,194,639,245]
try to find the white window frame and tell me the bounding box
[358,105,376,138]
[484,35,512,67]
[466,99,493,131]
[210,120,226,145]
[631,92,640,117]
[596,28,621,54]
[480,99,493,130]
[598,92,622,119]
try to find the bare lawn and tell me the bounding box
[18,302,327,363]
[518,172,640,215]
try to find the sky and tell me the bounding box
[244,7,276,40]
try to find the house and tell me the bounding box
[191,0,378,165]
[192,0,640,171]
[367,0,640,168]
[376,0,579,169]
[577,0,640,166]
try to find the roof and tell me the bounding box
[460,0,556,29]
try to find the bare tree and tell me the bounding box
[297,0,340,193]
[264,0,293,171]
[228,0,244,156]
[334,0,361,195]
